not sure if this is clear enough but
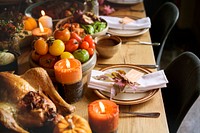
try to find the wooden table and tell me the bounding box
[17,2,169,133]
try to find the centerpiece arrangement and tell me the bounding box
[29,10,108,80]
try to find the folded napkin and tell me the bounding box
[88,69,168,96]
[100,16,151,30]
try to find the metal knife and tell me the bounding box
[124,41,160,46]
[120,111,160,118]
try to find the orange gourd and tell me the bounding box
[23,16,37,31]
[53,114,92,133]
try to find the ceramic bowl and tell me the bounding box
[29,51,97,84]
[55,17,108,38]
[94,35,122,58]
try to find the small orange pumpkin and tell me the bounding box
[53,114,92,133]
[23,16,37,31]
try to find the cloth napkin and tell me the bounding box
[88,69,168,94]
[100,16,151,30]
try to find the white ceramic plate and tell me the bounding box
[107,0,143,4]
[93,65,158,105]
[107,28,149,37]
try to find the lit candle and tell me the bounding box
[88,99,119,133]
[38,10,53,29]
[32,22,52,39]
[54,58,83,103]
[54,58,82,84]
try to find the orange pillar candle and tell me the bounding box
[88,99,119,133]
[54,58,83,103]
[54,58,82,84]
[32,22,52,39]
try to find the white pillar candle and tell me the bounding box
[38,10,53,29]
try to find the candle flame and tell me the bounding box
[41,10,45,16]
[99,101,105,113]
[65,59,70,69]
[39,22,44,33]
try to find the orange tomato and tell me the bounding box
[31,50,41,62]
[87,48,94,56]
[39,54,58,69]
[84,35,95,49]
[34,38,48,55]
[54,28,71,42]
[70,32,82,43]
[65,38,79,53]
[23,16,37,31]
[80,41,89,49]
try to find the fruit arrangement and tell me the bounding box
[31,31,95,69]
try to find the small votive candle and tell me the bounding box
[88,99,119,133]
[54,58,83,103]
[38,10,53,29]
[32,22,52,39]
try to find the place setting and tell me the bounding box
[88,64,168,105]
[100,15,151,37]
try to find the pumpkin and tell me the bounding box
[23,16,37,31]
[54,114,92,133]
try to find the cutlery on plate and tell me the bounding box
[120,111,160,118]
[97,63,159,69]
[124,41,160,46]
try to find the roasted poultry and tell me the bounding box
[0,67,75,133]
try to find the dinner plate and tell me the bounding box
[107,28,149,37]
[93,65,159,105]
[107,0,143,4]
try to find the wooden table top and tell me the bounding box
[17,2,169,133]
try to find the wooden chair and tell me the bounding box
[150,2,179,68]
[162,51,200,133]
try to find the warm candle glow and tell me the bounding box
[88,100,119,133]
[41,10,45,16]
[39,22,44,33]
[99,102,105,113]
[66,59,70,69]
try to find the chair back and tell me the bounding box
[150,2,179,67]
[177,95,200,133]
[162,52,200,133]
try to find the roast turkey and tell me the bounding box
[0,67,75,133]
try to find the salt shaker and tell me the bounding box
[84,0,99,16]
